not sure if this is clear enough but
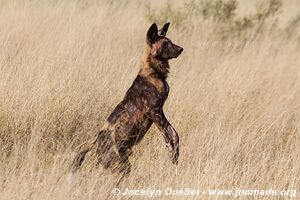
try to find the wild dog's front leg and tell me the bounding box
[149,109,179,165]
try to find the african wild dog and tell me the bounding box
[71,22,183,176]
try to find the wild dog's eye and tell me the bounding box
[163,40,171,46]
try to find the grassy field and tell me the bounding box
[0,0,299,199]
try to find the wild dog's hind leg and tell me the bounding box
[96,132,131,174]
[117,146,131,175]
[96,132,131,188]
[108,146,132,190]
[95,130,120,170]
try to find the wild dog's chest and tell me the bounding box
[139,76,169,107]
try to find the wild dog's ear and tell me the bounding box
[158,22,170,36]
[147,23,158,45]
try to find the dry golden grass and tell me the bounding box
[0,0,300,199]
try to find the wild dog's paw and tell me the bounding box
[171,144,179,165]
[167,143,179,165]
[166,125,179,165]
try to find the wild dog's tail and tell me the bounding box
[67,147,92,184]
[70,147,91,173]
[69,130,103,174]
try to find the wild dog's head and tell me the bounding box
[146,23,183,60]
